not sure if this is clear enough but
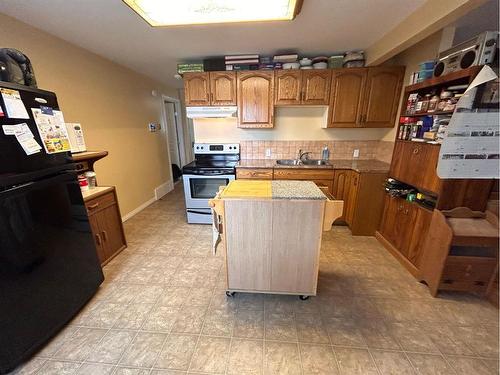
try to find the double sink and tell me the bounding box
[276,159,331,166]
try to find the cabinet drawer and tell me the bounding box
[85,190,116,214]
[442,256,497,285]
[273,169,334,180]
[236,168,273,180]
[312,179,333,193]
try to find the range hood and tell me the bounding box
[186,106,237,119]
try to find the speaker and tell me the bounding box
[434,31,498,77]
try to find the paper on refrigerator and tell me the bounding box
[437,66,500,179]
[14,123,42,155]
[31,108,71,154]
[0,88,30,119]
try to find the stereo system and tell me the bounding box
[433,31,499,77]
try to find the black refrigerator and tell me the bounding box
[0,81,104,374]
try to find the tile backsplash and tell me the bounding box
[240,140,383,160]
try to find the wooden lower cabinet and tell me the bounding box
[236,168,273,180]
[235,166,386,235]
[85,187,127,266]
[341,171,387,236]
[378,194,433,276]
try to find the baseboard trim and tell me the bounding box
[155,180,174,200]
[122,197,156,222]
[122,180,174,222]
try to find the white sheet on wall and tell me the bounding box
[437,66,499,179]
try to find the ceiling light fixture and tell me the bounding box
[123,0,303,27]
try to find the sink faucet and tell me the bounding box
[297,149,311,163]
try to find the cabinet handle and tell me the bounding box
[88,203,99,210]
[404,209,409,215]
[102,230,108,242]
[413,148,419,154]
[95,233,102,246]
[210,92,214,103]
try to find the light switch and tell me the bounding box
[265,148,271,157]
[353,149,360,158]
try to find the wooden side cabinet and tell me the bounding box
[85,187,127,266]
[237,71,274,128]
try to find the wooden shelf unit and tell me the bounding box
[377,66,496,284]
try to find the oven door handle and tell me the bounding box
[192,171,230,176]
[187,209,213,215]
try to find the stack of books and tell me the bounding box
[225,54,259,71]
[273,54,299,63]
[177,63,204,74]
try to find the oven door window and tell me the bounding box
[190,178,229,199]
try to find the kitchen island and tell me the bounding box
[209,180,343,299]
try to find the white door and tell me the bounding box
[165,101,181,167]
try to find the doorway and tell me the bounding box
[165,100,182,167]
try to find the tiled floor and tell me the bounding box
[11,183,499,374]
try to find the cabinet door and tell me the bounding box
[302,69,331,105]
[345,171,359,225]
[224,200,273,291]
[361,67,404,128]
[274,70,302,105]
[420,144,441,193]
[379,195,400,245]
[88,214,106,264]
[389,141,405,180]
[271,200,323,294]
[210,71,237,106]
[184,72,210,106]
[407,206,433,268]
[379,195,415,254]
[99,204,126,261]
[332,169,351,220]
[237,71,274,128]
[328,68,367,128]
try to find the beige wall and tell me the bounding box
[0,13,178,217]
[382,30,444,141]
[194,107,392,142]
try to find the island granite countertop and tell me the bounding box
[220,180,326,200]
[236,159,390,173]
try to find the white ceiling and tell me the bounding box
[0,0,426,88]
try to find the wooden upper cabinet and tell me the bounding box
[274,70,302,105]
[237,71,274,128]
[184,72,210,106]
[302,70,331,105]
[362,66,404,127]
[327,68,367,128]
[274,70,331,105]
[210,71,237,106]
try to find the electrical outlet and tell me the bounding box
[265,148,271,157]
[353,149,360,158]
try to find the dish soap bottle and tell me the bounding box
[321,145,330,160]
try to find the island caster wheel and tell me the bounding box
[226,291,236,297]
[299,295,309,301]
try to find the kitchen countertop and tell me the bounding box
[272,180,326,200]
[220,180,326,200]
[81,186,114,202]
[236,159,390,173]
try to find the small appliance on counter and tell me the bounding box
[433,31,499,77]
[182,143,239,224]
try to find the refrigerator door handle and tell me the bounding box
[0,171,76,198]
